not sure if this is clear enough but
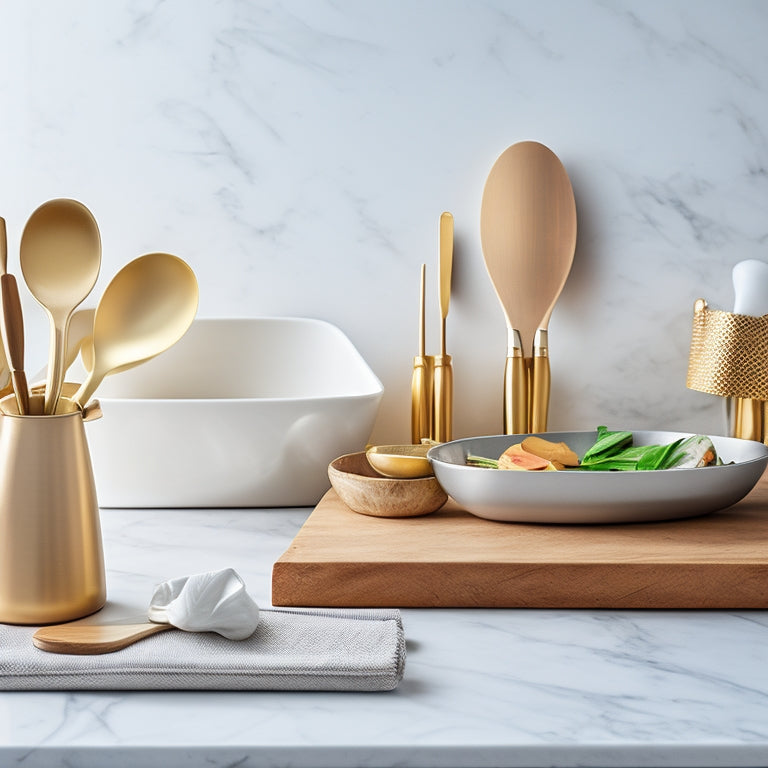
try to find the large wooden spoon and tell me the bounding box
[72,253,198,408]
[480,142,576,433]
[20,199,101,414]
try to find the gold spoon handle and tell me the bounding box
[502,328,527,434]
[72,367,101,409]
[432,353,452,442]
[44,318,67,415]
[530,330,550,433]
[503,355,528,435]
[411,355,433,444]
[33,622,173,654]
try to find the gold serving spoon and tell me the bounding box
[72,253,199,408]
[20,199,101,415]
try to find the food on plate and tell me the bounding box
[498,443,557,472]
[521,435,579,467]
[466,427,722,472]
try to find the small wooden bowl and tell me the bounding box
[328,452,447,518]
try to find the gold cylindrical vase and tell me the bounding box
[0,393,106,625]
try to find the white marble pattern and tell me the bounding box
[2,4,768,763]
[0,0,765,444]
[1,506,768,767]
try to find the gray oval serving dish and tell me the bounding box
[428,430,768,524]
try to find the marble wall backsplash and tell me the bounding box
[1,0,766,443]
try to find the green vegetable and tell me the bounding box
[580,426,633,465]
[466,454,499,469]
[577,428,717,471]
[635,439,684,470]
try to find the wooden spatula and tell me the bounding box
[33,622,173,654]
[480,142,576,433]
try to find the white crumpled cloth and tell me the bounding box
[148,568,260,640]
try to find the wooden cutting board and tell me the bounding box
[271,472,768,609]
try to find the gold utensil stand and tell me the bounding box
[0,392,106,624]
[0,201,198,625]
[687,298,768,443]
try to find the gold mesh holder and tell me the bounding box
[687,298,768,400]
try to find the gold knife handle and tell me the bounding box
[411,355,434,444]
[503,355,528,435]
[531,329,550,433]
[432,354,453,442]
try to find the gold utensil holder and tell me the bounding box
[0,392,106,624]
[687,298,768,442]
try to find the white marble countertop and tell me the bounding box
[2,506,768,768]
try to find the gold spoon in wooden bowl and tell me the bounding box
[366,443,434,478]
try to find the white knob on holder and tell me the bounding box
[732,259,768,316]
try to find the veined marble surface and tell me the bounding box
[0,1,767,442]
[1,506,768,768]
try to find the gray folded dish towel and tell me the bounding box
[0,607,405,692]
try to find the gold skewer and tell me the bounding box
[411,264,433,443]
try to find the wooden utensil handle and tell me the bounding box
[0,274,29,414]
[10,370,29,415]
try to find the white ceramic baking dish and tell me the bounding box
[83,317,383,508]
